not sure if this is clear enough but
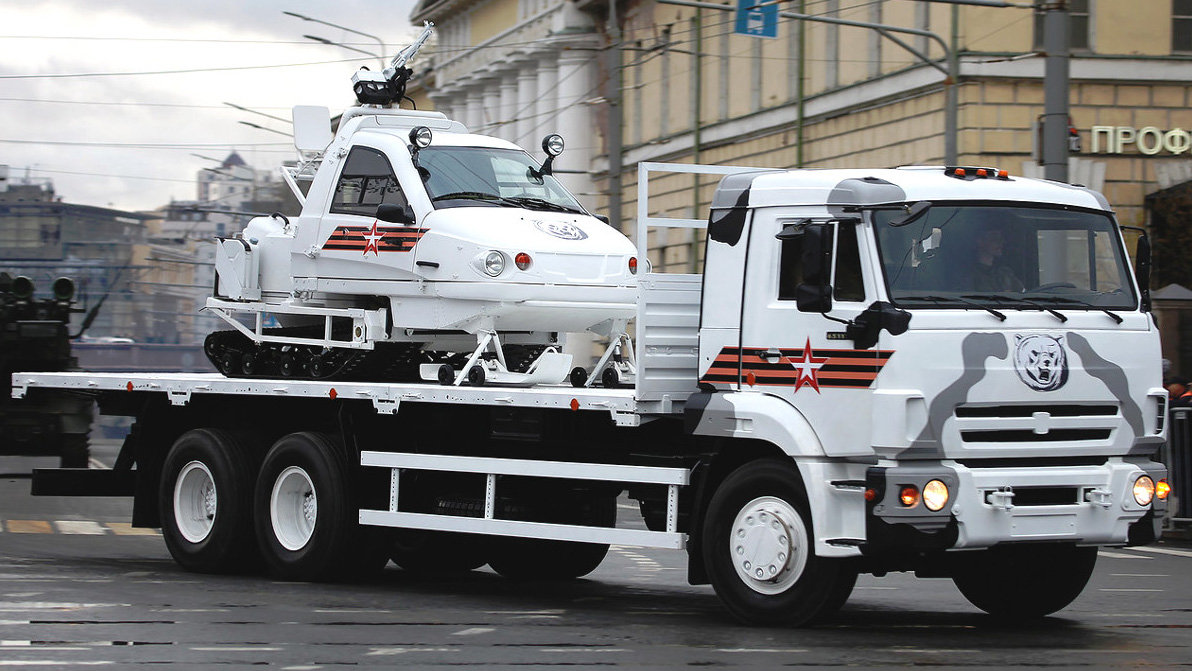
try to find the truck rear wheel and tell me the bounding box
[702,459,849,626]
[487,494,616,580]
[952,543,1097,617]
[254,431,386,582]
[159,428,258,573]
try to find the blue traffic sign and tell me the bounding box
[735,0,778,39]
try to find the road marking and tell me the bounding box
[0,662,114,666]
[1098,550,1153,560]
[5,521,53,534]
[1099,588,1164,592]
[1110,573,1169,577]
[366,648,460,656]
[190,647,283,652]
[1129,546,1192,558]
[537,648,628,653]
[55,521,106,535]
[716,648,811,653]
[451,628,494,636]
[104,523,158,536]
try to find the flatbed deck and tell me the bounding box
[12,371,647,425]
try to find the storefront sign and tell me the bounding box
[1090,126,1192,155]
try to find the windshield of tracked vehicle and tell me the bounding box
[874,204,1137,310]
[419,147,586,213]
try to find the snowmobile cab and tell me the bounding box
[204,24,639,386]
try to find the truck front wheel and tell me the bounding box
[702,459,850,626]
[254,432,386,582]
[159,428,258,573]
[952,543,1097,617]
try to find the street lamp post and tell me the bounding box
[283,11,388,69]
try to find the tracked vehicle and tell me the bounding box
[204,25,638,387]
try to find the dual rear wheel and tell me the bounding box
[160,429,385,580]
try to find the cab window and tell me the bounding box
[330,147,409,216]
[777,222,865,302]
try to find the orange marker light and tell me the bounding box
[955,168,966,177]
[515,252,532,270]
[899,485,920,507]
[998,169,1009,178]
[864,488,878,502]
[629,257,639,274]
[1156,479,1171,501]
[976,169,988,177]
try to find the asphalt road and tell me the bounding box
[1,445,1190,669]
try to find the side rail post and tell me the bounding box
[1168,407,1192,529]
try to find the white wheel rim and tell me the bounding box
[174,461,217,544]
[271,466,317,552]
[729,496,809,595]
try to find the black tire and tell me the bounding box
[952,544,1097,618]
[437,364,455,385]
[487,494,616,581]
[159,428,258,573]
[569,366,588,388]
[466,365,485,387]
[390,530,488,573]
[254,432,387,582]
[702,459,847,626]
[601,366,620,388]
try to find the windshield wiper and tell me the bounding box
[896,295,1006,321]
[967,294,1068,323]
[1019,295,1125,324]
[504,195,584,214]
[430,191,516,206]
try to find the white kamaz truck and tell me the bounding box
[14,30,1172,626]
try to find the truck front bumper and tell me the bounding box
[864,458,1168,554]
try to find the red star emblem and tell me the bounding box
[361,219,385,256]
[785,338,829,393]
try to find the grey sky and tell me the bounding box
[0,0,419,212]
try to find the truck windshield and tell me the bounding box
[419,147,586,214]
[874,203,1137,310]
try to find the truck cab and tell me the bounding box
[683,165,1169,617]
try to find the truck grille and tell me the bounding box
[955,404,1119,445]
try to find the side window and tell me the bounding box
[777,227,806,301]
[778,222,865,302]
[834,222,865,302]
[330,147,409,216]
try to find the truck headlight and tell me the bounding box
[1133,475,1155,506]
[923,479,950,511]
[483,251,505,277]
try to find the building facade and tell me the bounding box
[0,166,152,341]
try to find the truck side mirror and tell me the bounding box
[376,203,416,225]
[1135,232,1152,312]
[846,301,911,349]
[796,222,833,313]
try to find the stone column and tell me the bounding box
[464,87,485,132]
[515,63,539,146]
[498,77,519,142]
[555,50,595,207]
[534,55,559,145]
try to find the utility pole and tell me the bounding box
[1040,0,1070,182]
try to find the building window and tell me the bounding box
[1034,0,1090,51]
[1175,0,1192,52]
